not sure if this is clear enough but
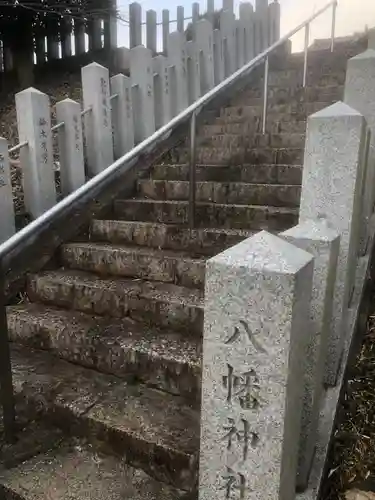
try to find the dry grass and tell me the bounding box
[325,307,375,499]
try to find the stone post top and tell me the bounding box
[196,18,213,29]
[349,48,375,61]
[311,100,364,118]
[210,230,313,274]
[82,61,107,71]
[239,2,254,14]
[16,87,45,96]
[130,44,151,54]
[283,219,340,243]
[111,73,130,81]
[57,97,79,105]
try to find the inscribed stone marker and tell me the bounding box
[130,46,155,143]
[299,101,366,385]
[281,220,340,489]
[81,62,114,176]
[195,20,215,94]
[15,87,56,218]
[56,98,85,196]
[110,74,135,157]
[153,55,172,128]
[199,230,314,500]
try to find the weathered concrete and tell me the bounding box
[28,269,204,336]
[114,199,298,231]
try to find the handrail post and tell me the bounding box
[303,23,310,87]
[262,56,269,135]
[0,259,16,443]
[189,111,197,231]
[330,1,337,52]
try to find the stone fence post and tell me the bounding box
[168,32,188,116]
[129,2,142,48]
[0,138,15,243]
[177,6,184,33]
[110,74,135,157]
[268,0,281,45]
[153,55,172,129]
[146,10,157,54]
[61,17,73,58]
[130,46,155,143]
[162,9,170,54]
[187,40,201,105]
[299,102,367,385]
[255,0,269,54]
[56,98,85,196]
[196,20,215,94]
[344,49,375,255]
[213,29,225,85]
[281,220,340,490]
[81,62,114,176]
[220,10,236,78]
[15,87,56,218]
[74,19,86,55]
[200,230,314,500]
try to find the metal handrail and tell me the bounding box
[0,0,338,442]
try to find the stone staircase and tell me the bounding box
[0,42,366,499]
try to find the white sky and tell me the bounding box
[116,0,374,52]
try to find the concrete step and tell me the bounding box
[27,270,204,336]
[138,180,301,208]
[219,101,329,120]
[167,147,303,165]
[0,442,188,500]
[265,68,346,87]
[205,119,307,135]
[10,344,199,490]
[7,304,201,401]
[91,220,252,255]
[199,132,305,149]
[238,84,343,104]
[152,164,303,185]
[60,242,206,289]
[212,115,306,135]
[114,199,298,231]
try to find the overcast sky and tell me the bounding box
[116,0,374,51]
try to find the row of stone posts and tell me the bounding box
[129,0,280,56]
[0,0,282,244]
[1,9,117,71]
[199,48,375,499]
